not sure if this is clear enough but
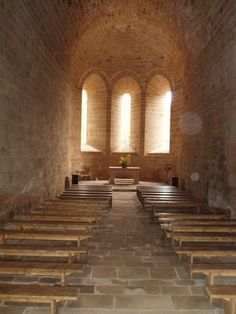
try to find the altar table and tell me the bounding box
[109,166,140,185]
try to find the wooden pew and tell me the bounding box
[31,207,105,217]
[139,192,191,203]
[68,184,112,191]
[59,194,112,206]
[64,190,112,195]
[5,219,94,232]
[0,229,91,247]
[149,200,200,212]
[45,199,109,207]
[191,263,236,284]
[0,261,84,285]
[0,245,87,263]
[175,247,236,264]
[16,213,98,223]
[206,285,236,314]
[161,219,236,228]
[0,283,79,314]
[156,214,229,224]
[37,204,107,212]
[169,225,236,234]
[171,232,236,247]
[142,196,195,208]
[137,186,178,198]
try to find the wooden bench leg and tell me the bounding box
[208,273,214,285]
[189,254,193,264]
[0,235,5,245]
[229,298,236,314]
[50,300,57,314]
[61,273,66,286]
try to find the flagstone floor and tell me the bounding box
[0,191,224,314]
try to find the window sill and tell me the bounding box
[80,144,102,153]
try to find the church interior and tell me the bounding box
[0,0,236,313]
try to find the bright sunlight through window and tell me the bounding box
[159,91,171,153]
[81,89,88,145]
[120,93,131,148]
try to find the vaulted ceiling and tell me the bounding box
[21,0,221,83]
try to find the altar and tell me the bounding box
[109,166,140,185]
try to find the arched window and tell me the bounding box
[111,76,141,153]
[80,74,107,152]
[145,75,172,154]
[81,89,88,146]
[120,93,131,149]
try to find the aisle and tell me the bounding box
[65,191,223,314]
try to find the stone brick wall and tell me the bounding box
[0,2,71,216]
[180,0,236,212]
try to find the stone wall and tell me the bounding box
[0,2,71,216]
[180,1,236,211]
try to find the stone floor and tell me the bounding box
[0,191,224,314]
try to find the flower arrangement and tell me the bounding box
[119,154,131,168]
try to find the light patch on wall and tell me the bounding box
[180,112,202,135]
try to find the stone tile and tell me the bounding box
[140,310,219,314]
[129,279,174,287]
[23,309,50,314]
[161,286,191,295]
[190,286,206,296]
[172,296,214,310]
[123,286,146,295]
[73,310,138,314]
[92,266,117,278]
[68,295,114,308]
[149,267,177,280]
[0,306,25,314]
[145,286,161,295]
[119,267,150,279]
[109,251,135,257]
[115,295,174,309]
[96,285,125,295]
[174,279,195,286]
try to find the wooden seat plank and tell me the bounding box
[191,263,236,284]
[0,283,79,314]
[169,226,236,233]
[0,261,84,285]
[5,220,93,232]
[206,285,236,314]
[175,246,236,264]
[16,213,98,223]
[0,230,91,247]
[171,232,236,246]
[0,244,87,262]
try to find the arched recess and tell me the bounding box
[81,74,107,153]
[111,76,141,153]
[145,75,172,154]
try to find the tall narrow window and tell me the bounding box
[145,75,172,154]
[81,89,88,145]
[111,76,141,153]
[159,91,171,153]
[120,93,131,148]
